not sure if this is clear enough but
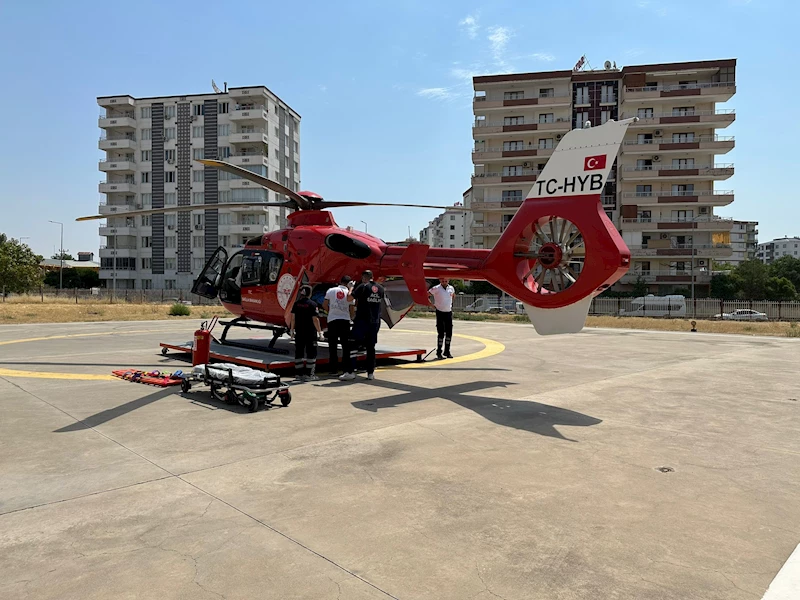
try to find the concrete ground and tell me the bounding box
[0,318,798,599]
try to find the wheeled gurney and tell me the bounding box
[181,363,292,412]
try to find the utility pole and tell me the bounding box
[49,221,64,290]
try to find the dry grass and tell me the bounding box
[0,302,219,324]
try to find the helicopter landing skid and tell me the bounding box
[218,317,290,355]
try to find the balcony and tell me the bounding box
[622,190,734,206]
[623,81,736,103]
[229,129,269,145]
[470,223,506,235]
[472,169,541,185]
[621,216,734,231]
[226,223,266,235]
[469,200,523,211]
[473,91,571,110]
[229,178,261,189]
[624,109,736,129]
[98,96,135,109]
[622,163,734,181]
[628,244,733,258]
[99,226,136,236]
[99,136,137,151]
[230,106,269,121]
[99,159,136,172]
[472,145,554,162]
[98,203,137,215]
[620,270,712,284]
[622,135,734,155]
[99,181,136,194]
[98,113,136,129]
[472,118,571,136]
[228,153,269,167]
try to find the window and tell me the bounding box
[165,214,176,228]
[575,111,589,129]
[601,85,615,103]
[192,126,204,138]
[672,210,694,222]
[218,146,231,158]
[141,279,152,289]
[294,141,299,153]
[141,150,151,161]
[539,88,554,98]
[164,105,175,119]
[673,184,695,196]
[637,108,654,119]
[193,170,204,182]
[638,210,652,222]
[504,116,524,126]
[193,148,204,160]
[294,161,299,173]
[193,104,204,116]
[165,171,175,183]
[635,185,652,197]
[678,80,698,89]
[450,235,455,240]
[539,113,554,124]
[165,237,176,249]
[600,110,610,125]
[192,192,204,205]
[140,257,151,270]
[218,102,229,114]
[218,235,230,247]
[219,190,231,203]
[575,86,589,105]
[165,192,177,205]
[141,236,151,248]
[218,124,230,136]
[164,149,175,162]
[141,215,151,226]
[504,91,524,100]
[502,190,523,200]
[141,193,152,205]
[450,225,455,230]
[673,132,695,143]
[503,166,523,176]
[165,279,176,289]
[164,127,175,140]
[141,128,152,140]
[219,212,231,225]
[193,257,204,271]
[450,215,455,220]
[672,106,695,117]
[141,172,150,183]
[193,236,204,248]
[193,214,204,227]
[538,138,553,149]
[503,140,524,151]
[672,158,695,168]
[140,107,151,119]
[637,133,653,145]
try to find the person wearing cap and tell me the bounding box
[290,285,323,381]
[348,269,385,380]
[323,275,356,380]
[428,277,455,359]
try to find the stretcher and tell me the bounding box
[180,363,291,412]
[112,369,185,387]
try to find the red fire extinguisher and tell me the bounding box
[192,317,217,366]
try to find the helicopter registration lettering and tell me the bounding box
[534,173,604,196]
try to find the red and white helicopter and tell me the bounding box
[78,117,637,339]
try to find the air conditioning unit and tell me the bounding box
[699,206,708,214]
[698,259,706,266]
[195,224,204,230]
[522,162,530,168]
[167,159,174,164]
[135,204,143,209]
[555,133,564,140]
[191,115,198,121]
[652,155,661,162]
[654,129,663,137]
[660,233,669,239]
[167,225,175,230]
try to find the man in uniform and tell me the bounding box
[289,285,323,381]
[348,270,385,380]
[428,277,455,359]
[323,275,356,380]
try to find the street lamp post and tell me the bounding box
[48,221,64,291]
[360,220,368,234]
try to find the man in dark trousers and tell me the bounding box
[323,275,356,380]
[428,277,455,359]
[289,285,323,381]
[348,269,385,380]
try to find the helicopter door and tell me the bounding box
[380,279,416,328]
[191,247,228,300]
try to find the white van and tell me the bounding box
[620,294,686,317]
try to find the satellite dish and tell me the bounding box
[211,79,222,94]
[604,60,612,70]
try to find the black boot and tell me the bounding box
[444,339,453,359]
[436,336,444,359]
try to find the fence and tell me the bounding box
[1,288,222,306]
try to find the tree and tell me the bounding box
[0,234,44,294]
[44,268,100,289]
[733,260,768,300]
[631,276,649,298]
[766,276,797,301]
[768,256,800,292]
[466,281,501,295]
[710,272,742,300]
[51,251,74,260]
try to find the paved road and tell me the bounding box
[0,318,798,599]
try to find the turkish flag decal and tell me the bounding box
[584,155,607,171]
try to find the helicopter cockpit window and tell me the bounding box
[266,255,282,284]
[241,255,262,287]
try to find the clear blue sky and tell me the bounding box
[0,0,795,258]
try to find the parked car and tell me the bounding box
[713,309,768,321]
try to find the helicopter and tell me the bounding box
[78,117,637,338]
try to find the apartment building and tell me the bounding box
[419,200,469,248]
[470,58,736,295]
[726,220,758,265]
[757,237,800,264]
[97,86,300,290]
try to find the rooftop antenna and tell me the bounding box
[211,79,222,94]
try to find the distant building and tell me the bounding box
[419,202,469,249]
[757,237,800,264]
[726,220,758,265]
[40,258,101,271]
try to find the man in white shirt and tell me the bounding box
[428,277,455,359]
[323,275,355,379]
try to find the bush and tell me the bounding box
[169,303,191,316]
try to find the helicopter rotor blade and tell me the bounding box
[196,159,309,209]
[316,201,478,210]
[75,202,293,222]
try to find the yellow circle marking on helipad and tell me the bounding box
[0,326,504,379]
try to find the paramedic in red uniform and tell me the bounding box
[428,277,455,359]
